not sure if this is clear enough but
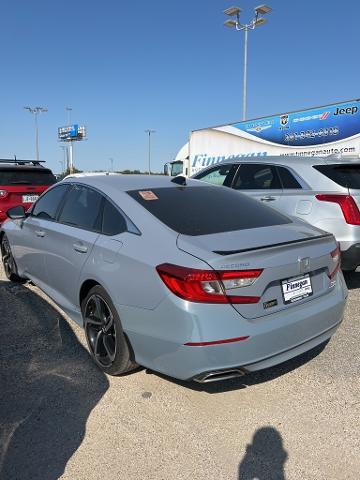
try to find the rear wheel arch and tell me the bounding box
[81,283,138,375]
[79,279,100,308]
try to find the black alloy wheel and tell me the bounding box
[1,235,25,283]
[84,294,116,367]
[82,285,137,375]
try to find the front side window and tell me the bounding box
[58,185,103,231]
[194,164,237,187]
[31,184,69,221]
[233,164,281,190]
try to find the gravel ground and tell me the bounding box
[0,266,359,480]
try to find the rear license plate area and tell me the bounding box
[281,274,313,304]
[22,195,39,203]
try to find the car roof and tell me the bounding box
[0,164,52,171]
[62,174,206,191]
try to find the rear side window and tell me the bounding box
[0,169,56,186]
[58,185,103,231]
[32,184,69,220]
[102,200,127,235]
[127,186,291,236]
[277,167,302,189]
[194,164,238,187]
[314,164,360,189]
[233,164,281,190]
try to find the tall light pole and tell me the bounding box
[224,4,271,120]
[24,106,48,161]
[145,129,156,175]
[60,145,68,171]
[66,106,72,125]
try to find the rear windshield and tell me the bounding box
[0,168,56,186]
[314,164,360,189]
[127,186,291,236]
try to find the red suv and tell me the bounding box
[0,159,56,224]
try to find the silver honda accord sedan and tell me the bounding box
[0,175,347,382]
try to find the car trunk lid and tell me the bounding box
[177,223,338,319]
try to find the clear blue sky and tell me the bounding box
[0,0,359,173]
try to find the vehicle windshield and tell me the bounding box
[0,169,56,186]
[127,186,291,236]
[314,163,360,189]
[170,162,183,176]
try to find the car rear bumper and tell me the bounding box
[119,273,347,381]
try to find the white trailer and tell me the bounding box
[165,99,360,177]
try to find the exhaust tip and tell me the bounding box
[193,368,246,383]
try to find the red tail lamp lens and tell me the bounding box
[316,194,360,225]
[156,263,262,304]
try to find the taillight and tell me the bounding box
[156,263,262,304]
[328,244,341,280]
[316,194,360,225]
[0,190,8,199]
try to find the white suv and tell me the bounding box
[193,156,360,271]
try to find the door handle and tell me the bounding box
[35,230,45,237]
[73,243,88,253]
[260,196,276,202]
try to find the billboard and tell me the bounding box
[189,99,360,174]
[58,124,86,141]
[232,99,360,147]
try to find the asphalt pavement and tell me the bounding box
[0,266,359,480]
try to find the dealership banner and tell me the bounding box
[189,99,360,173]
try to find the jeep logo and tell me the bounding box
[334,106,358,116]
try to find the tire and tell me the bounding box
[81,285,138,376]
[1,234,26,283]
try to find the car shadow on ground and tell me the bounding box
[343,270,360,290]
[0,281,109,480]
[149,341,328,394]
[238,426,288,479]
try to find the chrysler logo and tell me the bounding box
[298,257,310,273]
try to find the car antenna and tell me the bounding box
[171,175,187,186]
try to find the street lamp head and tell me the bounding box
[254,4,272,15]
[254,17,267,26]
[223,6,242,16]
[224,19,237,28]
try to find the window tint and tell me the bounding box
[102,200,127,235]
[233,164,281,190]
[314,164,360,189]
[58,185,103,231]
[277,167,302,189]
[127,186,291,236]
[32,184,69,220]
[195,164,237,187]
[0,168,56,186]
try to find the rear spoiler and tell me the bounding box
[213,234,334,256]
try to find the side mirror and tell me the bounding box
[164,163,169,176]
[7,205,27,220]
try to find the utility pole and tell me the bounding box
[145,129,156,175]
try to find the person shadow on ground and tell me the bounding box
[0,281,110,480]
[238,427,288,480]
